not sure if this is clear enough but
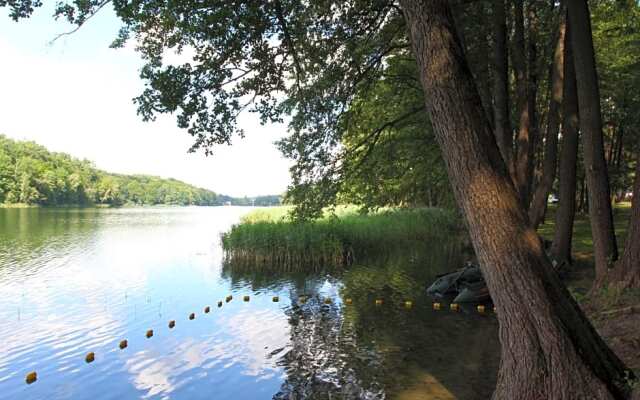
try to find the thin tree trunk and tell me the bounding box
[568,0,618,283]
[610,124,625,199]
[615,125,624,172]
[551,20,579,266]
[525,4,539,207]
[607,125,616,167]
[492,0,513,168]
[399,1,633,398]
[577,174,585,212]
[529,7,566,228]
[610,152,640,288]
[513,0,533,207]
[478,31,495,130]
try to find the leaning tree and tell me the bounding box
[2,0,637,398]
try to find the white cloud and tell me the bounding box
[0,19,292,197]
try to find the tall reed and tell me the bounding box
[221,208,464,271]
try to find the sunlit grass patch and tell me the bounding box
[538,202,634,294]
[539,203,632,261]
[239,204,363,224]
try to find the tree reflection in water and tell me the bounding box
[223,244,500,399]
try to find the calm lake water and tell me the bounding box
[0,207,499,400]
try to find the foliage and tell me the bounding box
[4,0,414,218]
[217,194,282,207]
[0,0,40,20]
[221,207,463,270]
[284,55,453,217]
[592,0,640,195]
[0,134,221,206]
[1,0,637,217]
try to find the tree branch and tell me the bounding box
[49,0,112,44]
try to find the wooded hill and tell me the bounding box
[0,135,280,207]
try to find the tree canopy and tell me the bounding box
[3,1,637,218]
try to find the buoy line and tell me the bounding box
[23,294,494,385]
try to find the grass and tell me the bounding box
[538,201,635,301]
[538,202,632,260]
[224,201,634,279]
[238,205,362,223]
[221,207,464,270]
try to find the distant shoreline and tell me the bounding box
[0,203,273,209]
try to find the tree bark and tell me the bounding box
[491,0,513,168]
[529,7,566,228]
[399,1,633,398]
[478,24,495,130]
[550,20,579,266]
[524,4,539,207]
[578,174,587,213]
[568,0,618,282]
[610,152,640,288]
[512,0,533,207]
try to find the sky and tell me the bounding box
[0,6,292,197]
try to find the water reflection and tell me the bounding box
[224,249,500,399]
[0,207,498,400]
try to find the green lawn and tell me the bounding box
[537,202,633,293]
[537,202,632,261]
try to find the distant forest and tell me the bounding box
[0,135,281,207]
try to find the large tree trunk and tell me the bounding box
[610,152,640,288]
[491,0,513,168]
[568,0,618,282]
[550,19,579,267]
[529,7,566,228]
[512,0,533,207]
[399,1,633,398]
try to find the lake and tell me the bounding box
[0,207,499,399]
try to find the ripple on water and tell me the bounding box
[0,207,499,400]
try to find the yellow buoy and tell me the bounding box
[119,340,128,350]
[204,306,210,313]
[404,300,413,309]
[217,301,223,307]
[299,296,306,304]
[324,298,332,304]
[450,303,460,311]
[85,352,95,363]
[433,302,441,310]
[345,298,353,305]
[189,313,195,320]
[146,329,154,338]
[25,371,37,384]
[477,305,486,313]
[168,320,176,329]
[243,295,250,302]
[225,295,233,303]
[375,299,383,306]
[272,296,279,302]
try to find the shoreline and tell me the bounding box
[0,203,270,209]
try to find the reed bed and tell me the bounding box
[221,207,463,271]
